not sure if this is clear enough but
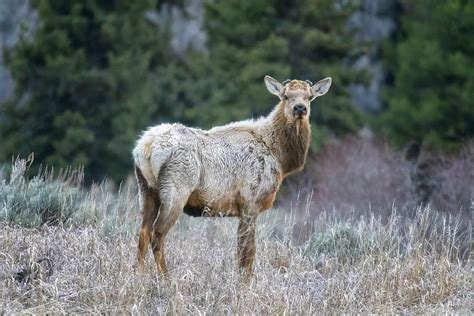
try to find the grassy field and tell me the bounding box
[1,208,472,314]
[1,141,473,313]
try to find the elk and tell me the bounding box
[133,75,332,277]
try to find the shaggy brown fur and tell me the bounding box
[269,103,311,176]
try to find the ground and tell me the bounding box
[1,208,472,314]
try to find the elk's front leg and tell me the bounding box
[237,215,257,278]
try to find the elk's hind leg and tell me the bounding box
[150,157,198,275]
[136,166,159,273]
[137,192,159,272]
[150,192,190,275]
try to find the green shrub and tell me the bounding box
[0,157,137,234]
[304,223,376,265]
[0,158,84,227]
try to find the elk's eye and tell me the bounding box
[284,95,289,100]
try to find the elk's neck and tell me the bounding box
[264,102,311,177]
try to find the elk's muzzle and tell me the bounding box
[293,104,307,118]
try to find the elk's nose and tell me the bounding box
[293,104,307,116]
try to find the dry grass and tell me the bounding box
[0,206,472,314]
[0,143,473,314]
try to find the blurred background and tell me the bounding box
[0,0,472,217]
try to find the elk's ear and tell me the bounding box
[311,77,332,99]
[264,75,283,96]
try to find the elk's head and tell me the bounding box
[264,75,332,122]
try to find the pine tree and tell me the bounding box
[1,0,169,181]
[378,0,474,150]
[281,0,364,141]
[181,0,363,147]
[180,0,290,128]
